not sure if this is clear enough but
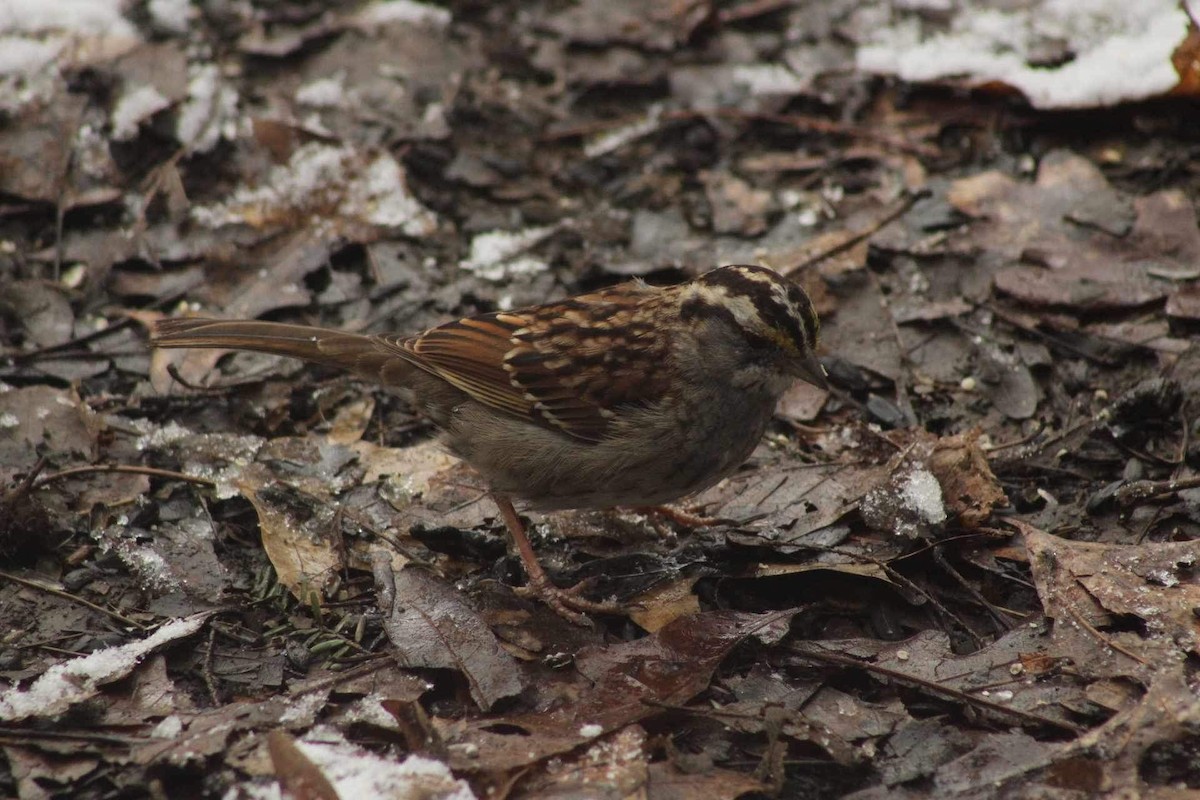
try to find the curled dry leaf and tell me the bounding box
[862,429,1006,538]
[926,430,1007,528]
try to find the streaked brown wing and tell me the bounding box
[395,314,531,418]
[396,285,672,442]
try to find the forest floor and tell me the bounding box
[2,2,1200,798]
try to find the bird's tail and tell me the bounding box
[152,318,415,384]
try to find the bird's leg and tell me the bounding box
[489,493,623,625]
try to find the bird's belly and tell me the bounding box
[444,394,775,511]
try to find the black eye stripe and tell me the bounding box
[698,266,818,351]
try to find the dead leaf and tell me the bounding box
[946,153,1192,313]
[703,171,773,236]
[0,385,98,467]
[268,730,342,800]
[521,725,650,798]
[1016,520,1200,680]
[628,575,702,632]
[373,556,527,710]
[238,473,345,602]
[646,761,764,800]
[540,0,712,51]
[1165,284,1200,320]
[440,609,798,772]
[2,281,74,349]
[0,92,85,204]
[927,431,1007,527]
[326,397,375,444]
[993,266,1166,311]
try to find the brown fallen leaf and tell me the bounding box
[703,170,773,236]
[1014,519,1200,682]
[946,153,1192,313]
[540,0,712,51]
[647,760,764,800]
[992,267,1167,311]
[1165,283,1200,320]
[373,555,527,710]
[438,609,798,772]
[927,430,1007,528]
[132,690,328,767]
[520,725,650,798]
[238,469,346,602]
[0,385,99,467]
[627,574,702,632]
[268,730,342,800]
[861,429,1006,537]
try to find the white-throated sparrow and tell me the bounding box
[152,264,827,623]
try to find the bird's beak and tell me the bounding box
[792,351,829,390]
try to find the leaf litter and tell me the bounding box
[2,1,1200,798]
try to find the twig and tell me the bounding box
[1065,604,1150,668]
[784,188,931,275]
[932,546,1015,635]
[32,464,215,491]
[0,570,146,630]
[787,642,1084,735]
[1114,475,1200,507]
[202,624,221,706]
[4,455,47,501]
[1,318,138,363]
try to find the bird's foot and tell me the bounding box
[634,504,731,532]
[514,575,625,627]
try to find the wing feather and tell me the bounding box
[386,287,673,442]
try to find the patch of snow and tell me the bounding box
[585,104,662,159]
[0,0,136,37]
[896,0,953,9]
[857,0,1188,109]
[359,153,437,232]
[177,63,240,153]
[0,36,63,74]
[111,84,170,140]
[341,694,403,729]
[136,420,194,450]
[147,0,191,34]
[152,715,183,738]
[728,64,809,96]
[279,691,327,725]
[901,468,947,526]
[461,226,556,281]
[121,546,177,591]
[191,143,437,237]
[1146,568,1179,588]
[296,74,348,108]
[354,0,452,29]
[0,614,211,722]
[227,733,476,800]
